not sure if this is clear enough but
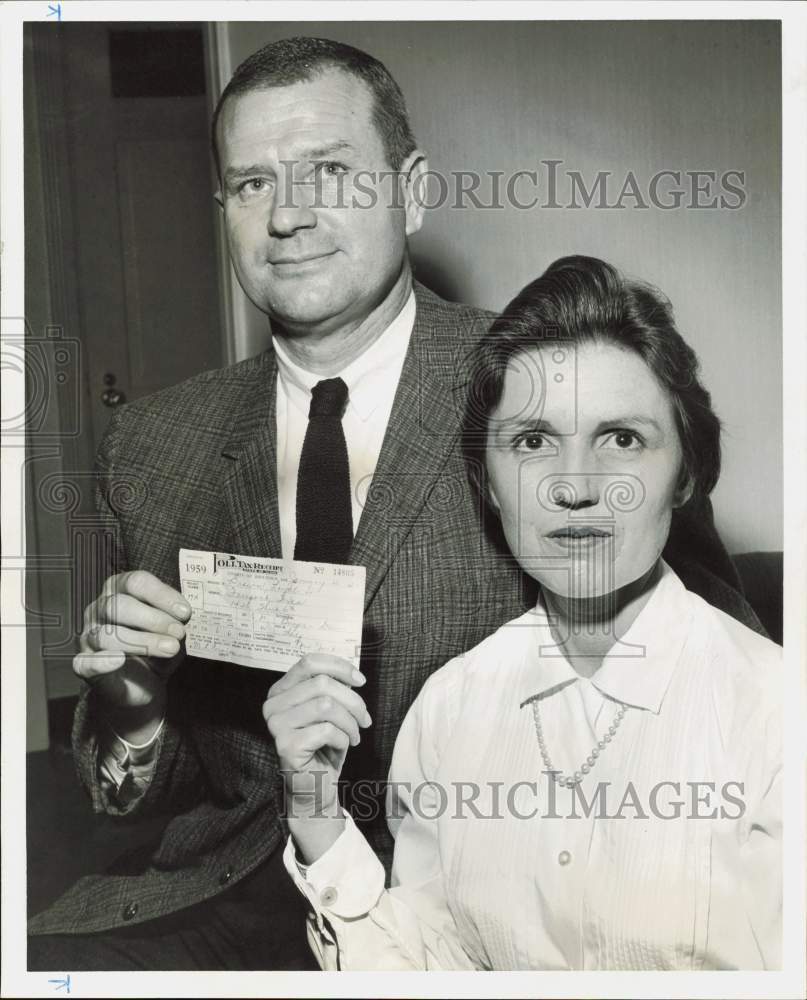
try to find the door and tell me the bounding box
[24,22,226,731]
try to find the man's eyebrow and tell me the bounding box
[222,142,358,186]
[302,140,357,159]
[223,164,273,185]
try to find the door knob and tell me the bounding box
[101,372,126,407]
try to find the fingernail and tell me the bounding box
[173,602,191,620]
[352,670,366,686]
[167,622,185,640]
[158,637,179,654]
[363,712,372,727]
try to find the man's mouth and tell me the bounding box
[268,251,336,266]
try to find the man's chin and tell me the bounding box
[262,290,346,333]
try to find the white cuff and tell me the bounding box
[110,716,165,759]
[283,812,386,919]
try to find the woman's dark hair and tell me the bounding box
[211,36,417,178]
[463,254,721,507]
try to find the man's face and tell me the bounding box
[485,342,687,598]
[216,69,421,335]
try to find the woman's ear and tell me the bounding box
[673,474,694,509]
[487,483,502,515]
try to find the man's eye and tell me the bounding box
[313,160,349,178]
[238,178,271,199]
[602,430,643,451]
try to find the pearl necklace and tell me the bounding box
[530,697,630,788]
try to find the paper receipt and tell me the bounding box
[179,549,366,672]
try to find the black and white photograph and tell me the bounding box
[2,2,805,997]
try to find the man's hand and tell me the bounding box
[74,571,192,742]
[263,654,371,862]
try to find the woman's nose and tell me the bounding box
[546,473,601,510]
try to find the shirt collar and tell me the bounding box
[272,291,416,422]
[517,561,692,715]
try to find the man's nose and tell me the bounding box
[267,173,317,237]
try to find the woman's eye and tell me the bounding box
[514,432,550,451]
[602,430,642,451]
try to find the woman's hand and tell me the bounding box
[263,654,371,861]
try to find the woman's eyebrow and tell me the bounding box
[592,416,662,434]
[491,417,558,435]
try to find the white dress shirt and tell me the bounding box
[284,562,782,970]
[274,291,416,559]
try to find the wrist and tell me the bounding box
[106,695,166,745]
[288,806,347,865]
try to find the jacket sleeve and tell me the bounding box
[72,408,205,819]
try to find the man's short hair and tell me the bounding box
[211,35,417,177]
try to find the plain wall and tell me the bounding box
[220,20,782,555]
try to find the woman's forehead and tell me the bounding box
[495,342,677,430]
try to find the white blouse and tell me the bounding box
[283,562,782,970]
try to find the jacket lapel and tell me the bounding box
[221,350,282,559]
[350,283,478,612]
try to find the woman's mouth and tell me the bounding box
[546,526,613,549]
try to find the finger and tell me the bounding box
[264,674,371,728]
[114,570,192,622]
[85,622,181,658]
[268,653,365,699]
[267,697,362,748]
[73,651,126,682]
[97,593,186,640]
[287,722,351,762]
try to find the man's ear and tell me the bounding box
[213,189,224,209]
[397,150,429,237]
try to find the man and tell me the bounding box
[28,36,759,970]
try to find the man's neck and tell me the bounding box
[542,561,662,679]
[271,266,414,377]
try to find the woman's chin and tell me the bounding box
[521,563,620,600]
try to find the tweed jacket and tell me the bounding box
[29,282,759,936]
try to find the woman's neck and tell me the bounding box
[542,560,663,679]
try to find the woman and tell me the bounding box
[264,256,782,970]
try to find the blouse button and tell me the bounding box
[122,901,139,920]
[320,886,338,907]
[558,850,572,866]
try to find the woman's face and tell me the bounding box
[484,341,688,598]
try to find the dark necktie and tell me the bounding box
[293,377,353,564]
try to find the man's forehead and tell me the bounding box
[220,70,375,136]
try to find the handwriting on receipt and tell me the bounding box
[179,549,366,672]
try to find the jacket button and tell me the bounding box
[219,865,234,886]
[122,901,139,921]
